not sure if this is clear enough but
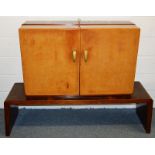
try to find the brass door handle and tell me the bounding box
[84,50,88,62]
[72,50,76,62]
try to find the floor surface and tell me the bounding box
[0,108,154,138]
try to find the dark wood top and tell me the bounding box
[22,21,79,25]
[22,20,135,26]
[4,82,153,105]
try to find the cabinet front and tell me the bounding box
[19,26,80,96]
[80,25,140,95]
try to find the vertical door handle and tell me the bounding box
[84,50,88,62]
[72,50,76,62]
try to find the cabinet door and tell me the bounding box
[80,25,140,95]
[19,26,80,96]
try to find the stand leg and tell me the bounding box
[136,100,153,133]
[4,102,19,136]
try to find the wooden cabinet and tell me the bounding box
[19,20,140,96]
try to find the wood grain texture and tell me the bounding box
[19,22,140,96]
[80,25,140,95]
[22,20,78,25]
[80,20,135,25]
[22,20,134,26]
[19,26,80,96]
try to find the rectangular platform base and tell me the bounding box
[4,81,153,136]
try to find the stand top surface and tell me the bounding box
[4,82,153,105]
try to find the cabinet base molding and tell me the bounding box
[4,81,153,136]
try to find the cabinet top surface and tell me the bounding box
[22,20,78,25]
[20,25,139,30]
[22,20,135,26]
[21,21,139,29]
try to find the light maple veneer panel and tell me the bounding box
[80,25,140,95]
[19,26,80,96]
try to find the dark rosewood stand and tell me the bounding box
[4,81,153,136]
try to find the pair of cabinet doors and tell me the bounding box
[19,22,140,96]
